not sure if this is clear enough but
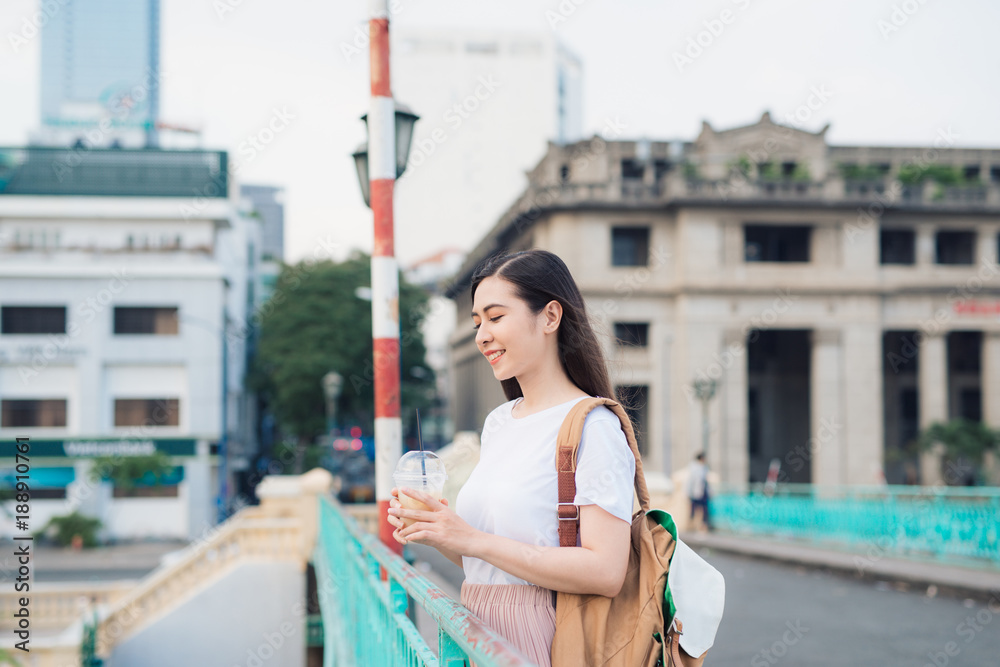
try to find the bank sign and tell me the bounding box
[22,438,198,458]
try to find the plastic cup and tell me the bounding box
[393,451,448,529]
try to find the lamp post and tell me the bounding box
[692,378,717,462]
[352,1,419,555]
[322,371,343,438]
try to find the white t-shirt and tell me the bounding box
[455,395,636,586]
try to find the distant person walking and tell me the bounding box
[687,452,711,531]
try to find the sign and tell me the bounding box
[952,300,1000,316]
[19,438,198,458]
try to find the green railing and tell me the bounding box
[712,483,1000,567]
[313,495,538,667]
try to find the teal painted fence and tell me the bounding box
[712,484,1000,566]
[313,496,538,667]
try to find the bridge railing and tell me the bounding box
[711,483,1000,567]
[314,495,538,667]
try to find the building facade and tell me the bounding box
[390,28,583,267]
[445,113,1000,487]
[0,146,262,540]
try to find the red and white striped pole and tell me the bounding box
[368,0,403,555]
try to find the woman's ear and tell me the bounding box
[543,300,562,332]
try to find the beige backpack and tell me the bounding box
[550,397,720,667]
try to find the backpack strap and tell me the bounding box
[556,396,651,548]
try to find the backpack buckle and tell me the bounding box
[557,503,579,521]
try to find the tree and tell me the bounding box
[918,418,1000,486]
[89,452,174,491]
[251,251,436,472]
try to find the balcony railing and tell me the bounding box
[314,496,537,667]
[711,483,1000,568]
[515,176,1000,211]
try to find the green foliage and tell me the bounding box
[789,163,812,182]
[837,163,889,181]
[681,162,699,180]
[89,452,174,491]
[0,648,22,666]
[251,251,436,449]
[756,161,811,182]
[727,155,753,176]
[37,511,102,547]
[919,418,1000,485]
[897,163,976,186]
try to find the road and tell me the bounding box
[410,543,1000,666]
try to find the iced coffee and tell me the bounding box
[393,450,448,529]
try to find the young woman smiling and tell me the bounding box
[387,249,637,666]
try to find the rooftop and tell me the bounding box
[0,146,229,198]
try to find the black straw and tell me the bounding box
[416,408,426,478]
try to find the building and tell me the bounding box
[390,28,583,267]
[36,0,161,147]
[402,247,466,447]
[445,112,1000,487]
[0,146,262,540]
[239,184,285,303]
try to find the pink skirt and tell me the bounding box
[460,581,556,667]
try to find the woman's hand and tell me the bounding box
[386,486,480,556]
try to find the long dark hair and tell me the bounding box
[471,249,621,406]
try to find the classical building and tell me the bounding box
[445,112,1000,486]
[0,146,264,540]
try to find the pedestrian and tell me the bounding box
[687,452,712,532]
[386,249,636,666]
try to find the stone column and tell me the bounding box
[982,331,1000,430]
[722,328,749,485]
[810,329,844,486]
[843,325,884,484]
[915,222,936,267]
[918,331,948,485]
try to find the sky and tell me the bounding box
[2,0,999,266]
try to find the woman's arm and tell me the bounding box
[388,487,631,597]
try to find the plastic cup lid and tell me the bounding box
[393,450,448,481]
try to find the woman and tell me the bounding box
[386,249,637,666]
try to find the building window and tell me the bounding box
[1,306,66,334]
[113,307,179,334]
[964,165,981,181]
[615,385,648,457]
[880,228,916,265]
[744,225,810,262]
[1,399,67,427]
[621,159,645,180]
[611,226,650,266]
[614,322,649,347]
[990,166,1000,183]
[559,164,570,183]
[936,230,976,265]
[114,399,180,427]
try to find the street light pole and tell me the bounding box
[692,378,717,462]
[368,0,403,556]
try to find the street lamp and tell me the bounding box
[351,103,419,207]
[352,22,419,556]
[692,378,717,461]
[322,371,343,437]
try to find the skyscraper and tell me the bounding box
[38,0,160,147]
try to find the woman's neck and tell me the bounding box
[514,353,588,413]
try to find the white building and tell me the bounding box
[390,28,583,267]
[0,146,262,541]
